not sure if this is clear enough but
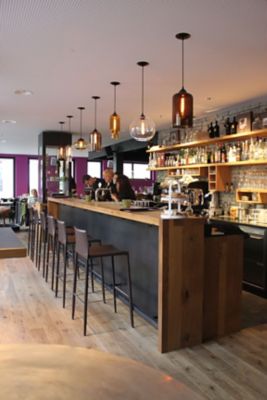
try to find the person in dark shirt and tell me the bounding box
[69,176,77,195]
[112,174,136,201]
[82,174,102,199]
[101,169,117,201]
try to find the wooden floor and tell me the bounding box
[0,232,267,399]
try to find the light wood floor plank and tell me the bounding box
[0,243,267,400]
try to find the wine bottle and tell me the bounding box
[214,120,220,137]
[224,117,231,135]
[230,117,238,134]
[208,122,214,138]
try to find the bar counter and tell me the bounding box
[47,197,229,352]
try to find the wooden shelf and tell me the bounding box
[236,188,267,204]
[147,128,267,153]
[148,159,267,171]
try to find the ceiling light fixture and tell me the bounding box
[90,96,102,151]
[14,89,33,96]
[130,61,156,142]
[58,121,66,160]
[2,119,16,124]
[110,81,121,140]
[74,107,88,150]
[172,32,193,128]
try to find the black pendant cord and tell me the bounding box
[92,97,100,131]
[94,99,97,130]
[176,32,191,90]
[141,65,144,117]
[59,121,65,131]
[77,107,85,139]
[66,115,73,133]
[114,85,117,113]
[182,38,184,89]
[137,61,149,118]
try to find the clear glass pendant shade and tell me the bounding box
[130,61,156,142]
[129,113,156,142]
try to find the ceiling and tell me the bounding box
[1,0,267,155]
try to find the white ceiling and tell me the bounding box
[1,0,267,155]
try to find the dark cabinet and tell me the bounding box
[243,228,267,297]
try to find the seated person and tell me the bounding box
[111,174,136,202]
[27,189,38,207]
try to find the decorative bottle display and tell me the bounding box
[230,116,238,134]
[151,137,267,168]
[214,121,220,137]
[208,122,214,138]
[224,117,231,135]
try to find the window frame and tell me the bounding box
[123,162,151,180]
[0,157,15,198]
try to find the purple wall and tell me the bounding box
[0,153,155,198]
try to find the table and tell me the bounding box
[0,344,203,399]
[0,227,27,258]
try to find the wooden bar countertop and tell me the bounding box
[47,197,184,227]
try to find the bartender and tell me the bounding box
[83,174,101,199]
[99,169,117,201]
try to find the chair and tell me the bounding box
[72,227,134,336]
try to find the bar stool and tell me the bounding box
[37,211,47,276]
[27,207,34,259]
[72,227,134,336]
[45,215,57,290]
[55,220,102,308]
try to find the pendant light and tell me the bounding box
[74,107,88,150]
[90,96,102,151]
[66,115,73,160]
[57,121,66,160]
[110,81,121,140]
[172,32,193,128]
[129,61,156,142]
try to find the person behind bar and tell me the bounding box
[112,174,136,202]
[101,169,117,201]
[82,174,100,199]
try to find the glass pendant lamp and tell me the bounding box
[172,32,193,128]
[66,115,73,161]
[90,96,102,151]
[110,81,121,140]
[74,107,88,150]
[129,61,156,142]
[58,121,66,160]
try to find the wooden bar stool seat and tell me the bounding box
[72,227,134,336]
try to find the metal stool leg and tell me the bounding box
[111,255,117,313]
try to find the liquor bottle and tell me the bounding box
[230,117,238,134]
[214,121,220,137]
[224,117,231,135]
[208,122,214,138]
[221,145,227,163]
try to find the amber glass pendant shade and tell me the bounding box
[129,61,156,142]
[110,81,121,139]
[172,87,193,128]
[74,107,88,150]
[110,112,120,139]
[90,96,102,151]
[172,32,193,128]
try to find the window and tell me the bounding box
[87,161,101,178]
[29,158,39,194]
[0,158,14,198]
[123,163,150,179]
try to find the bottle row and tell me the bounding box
[149,137,267,168]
